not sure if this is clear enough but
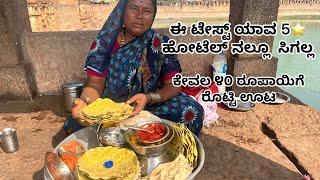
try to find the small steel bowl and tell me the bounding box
[137,123,170,145]
[235,100,255,111]
[224,98,255,111]
[44,152,74,180]
[263,92,290,104]
[97,125,125,147]
[124,121,174,157]
[274,92,290,104]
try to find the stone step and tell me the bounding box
[0,64,35,101]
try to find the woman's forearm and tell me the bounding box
[155,80,180,103]
[80,76,106,104]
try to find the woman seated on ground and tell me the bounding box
[64,0,204,136]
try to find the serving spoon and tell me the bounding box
[123,125,152,133]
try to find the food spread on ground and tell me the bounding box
[79,98,133,125]
[45,111,202,180]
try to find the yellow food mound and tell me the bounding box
[80,98,133,125]
[77,147,140,180]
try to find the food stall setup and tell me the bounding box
[44,98,205,180]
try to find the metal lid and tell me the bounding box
[62,81,84,90]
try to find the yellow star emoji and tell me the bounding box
[292,23,305,36]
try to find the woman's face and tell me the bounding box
[124,0,155,37]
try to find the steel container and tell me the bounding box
[62,81,83,112]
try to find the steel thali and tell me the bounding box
[44,119,205,180]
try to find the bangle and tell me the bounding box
[80,94,92,105]
[148,93,161,104]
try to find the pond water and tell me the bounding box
[272,21,320,110]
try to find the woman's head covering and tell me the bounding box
[84,0,157,74]
[84,0,160,102]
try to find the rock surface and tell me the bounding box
[197,106,301,180]
[253,103,320,179]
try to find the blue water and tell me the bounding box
[272,22,320,110]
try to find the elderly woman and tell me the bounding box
[64,0,204,135]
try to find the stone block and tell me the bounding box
[229,0,245,44]
[21,31,96,95]
[229,56,278,94]
[54,0,78,5]
[240,0,279,57]
[28,3,56,32]
[229,0,280,58]
[242,0,279,25]
[0,65,33,101]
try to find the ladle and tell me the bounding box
[124,125,152,133]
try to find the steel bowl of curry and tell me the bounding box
[124,121,174,157]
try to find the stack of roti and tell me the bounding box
[77,147,140,180]
[80,98,133,125]
[169,123,198,167]
[142,154,193,180]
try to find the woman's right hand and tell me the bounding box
[71,98,87,121]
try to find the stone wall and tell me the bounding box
[28,1,82,32]
[21,31,92,95]
[26,1,231,32]
[27,1,114,32]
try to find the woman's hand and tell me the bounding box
[71,98,87,121]
[126,93,150,117]
[71,76,106,126]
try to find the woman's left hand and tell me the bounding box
[126,93,149,117]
